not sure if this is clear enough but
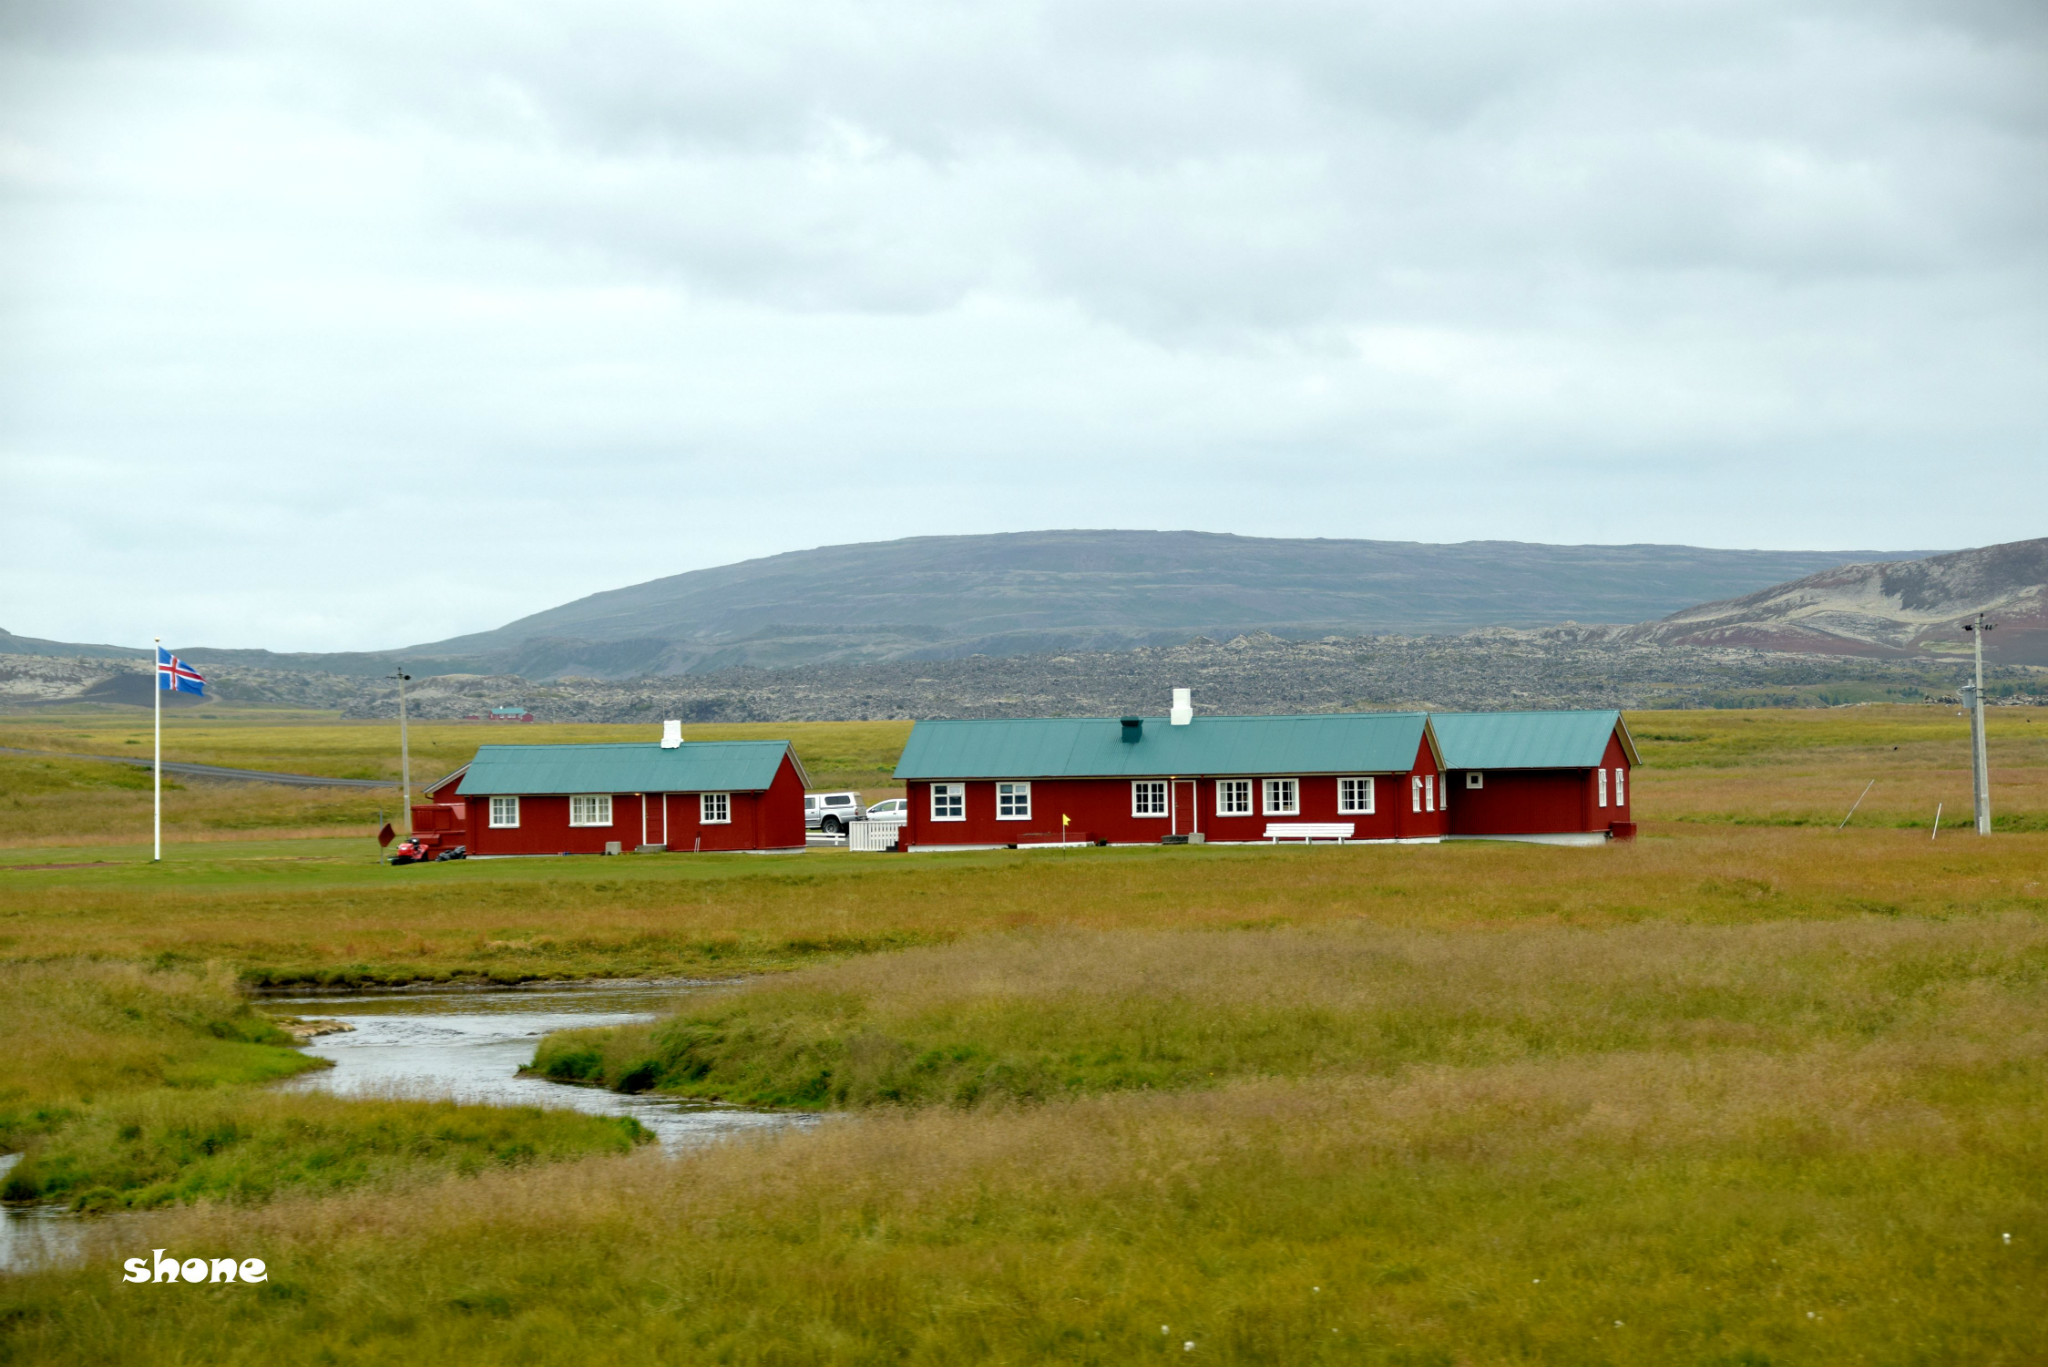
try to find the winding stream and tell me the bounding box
[2,978,812,1273]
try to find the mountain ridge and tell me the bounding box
[1621,537,2048,663]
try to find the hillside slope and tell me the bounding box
[1625,537,2048,663]
[395,531,1925,679]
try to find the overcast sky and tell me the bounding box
[3,0,2044,651]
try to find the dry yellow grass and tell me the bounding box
[10,1005,2043,1362]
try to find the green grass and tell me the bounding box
[2,706,2046,1363]
[0,961,648,1212]
[531,916,2048,1108]
[1,1091,647,1212]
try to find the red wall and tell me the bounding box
[1445,732,1632,836]
[448,753,807,856]
[902,738,1451,847]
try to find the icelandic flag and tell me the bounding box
[157,646,206,695]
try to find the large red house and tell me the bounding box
[892,703,1449,849]
[1430,709,1637,843]
[413,735,810,856]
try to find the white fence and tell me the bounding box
[848,818,905,852]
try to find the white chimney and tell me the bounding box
[1170,688,1193,726]
[660,719,683,749]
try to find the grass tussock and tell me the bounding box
[0,960,314,1129]
[534,915,2048,1107]
[1,1091,647,1211]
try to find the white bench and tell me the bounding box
[1263,822,1355,844]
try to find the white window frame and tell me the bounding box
[488,795,520,829]
[1425,774,1436,813]
[930,783,965,822]
[700,791,731,824]
[996,782,1031,821]
[1615,767,1626,806]
[1411,775,1423,813]
[1466,771,1484,790]
[1217,779,1253,816]
[1262,778,1299,816]
[1337,776,1375,815]
[1132,780,1169,817]
[1597,768,1609,808]
[569,794,613,827]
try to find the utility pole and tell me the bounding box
[391,667,413,834]
[1962,614,1994,835]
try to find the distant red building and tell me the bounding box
[1431,710,1637,843]
[891,703,1449,849]
[412,734,810,856]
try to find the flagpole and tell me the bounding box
[153,636,162,863]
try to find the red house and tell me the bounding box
[1430,709,1638,843]
[892,700,1449,849]
[414,734,810,856]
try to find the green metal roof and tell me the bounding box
[893,713,1436,781]
[456,742,801,796]
[1429,710,1637,770]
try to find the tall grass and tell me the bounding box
[532,915,2048,1108]
[5,1027,2042,1363]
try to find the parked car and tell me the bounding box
[804,791,865,834]
[864,798,908,822]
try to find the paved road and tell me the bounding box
[0,746,397,789]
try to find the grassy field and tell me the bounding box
[0,709,912,847]
[1,704,2045,1363]
[0,960,648,1215]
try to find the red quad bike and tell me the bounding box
[388,838,466,865]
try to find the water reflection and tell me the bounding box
[270,979,816,1150]
[0,1155,87,1274]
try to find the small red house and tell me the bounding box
[1431,709,1638,843]
[891,703,1449,849]
[415,735,810,856]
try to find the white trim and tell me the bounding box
[1614,767,1626,806]
[488,795,520,829]
[1132,780,1169,817]
[1597,769,1609,808]
[1425,773,1436,812]
[700,791,731,825]
[1445,831,1609,847]
[1217,778,1253,817]
[1261,777,1299,816]
[1411,775,1423,813]
[569,794,612,827]
[996,781,1031,821]
[1465,771,1484,790]
[1337,776,1375,815]
[930,783,965,821]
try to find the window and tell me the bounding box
[996,782,1031,820]
[1614,767,1626,806]
[1337,777,1375,815]
[569,794,612,827]
[1411,775,1423,813]
[1425,774,1436,812]
[931,783,965,821]
[1465,771,1484,790]
[489,795,520,828]
[1597,768,1609,808]
[1132,781,1168,817]
[1217,779,1253,816]
[700,792,730,824]
[1262,778,1299,816]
